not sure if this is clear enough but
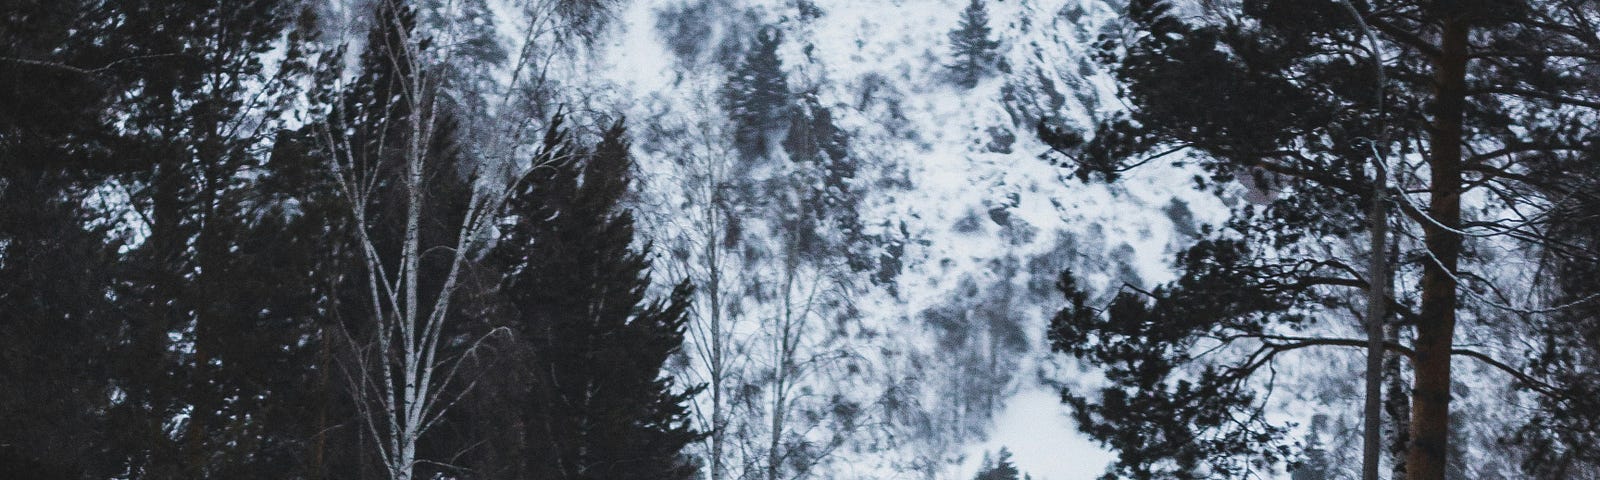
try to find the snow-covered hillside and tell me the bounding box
[584,1,1230,477]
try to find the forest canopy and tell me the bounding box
[3,1,1599,479]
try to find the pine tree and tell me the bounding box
[1044,1,1600,479]
[0,170,120,478]
[974,448,1029,480]
[723,26,793,157]
[1511,143,1600,477]
[489,116,702,480]
[946,0,1001,89]
[115,2,319,475]
[2,0,323,477]
[0,2,131,476]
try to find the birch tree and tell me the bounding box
[310,1,577,477]
[652,77,880,480]
[643,98,753,480]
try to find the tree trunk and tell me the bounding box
[1409,16,1468,480]
[314,325,331,480]
[768,306,790,480]
[709,265,726,480]
[1386,320,1410,479]
[708,188,727,480]
[1363,157,1389,480]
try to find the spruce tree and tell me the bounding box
[489,116,701,480]
[946,0,1001,89]
[974,448,1029,480]
[723,26,793,157]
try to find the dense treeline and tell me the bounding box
[1,1,696,478]
[8,0,1600,479]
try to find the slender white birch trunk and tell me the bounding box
[316,3,552,478]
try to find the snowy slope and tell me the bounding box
[588,0,1230,478]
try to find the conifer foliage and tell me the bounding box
[2,0,330,477]
[1291,415,1335,480]
[946,0,1002,89]
[488,116,702,480]
[974,448,1030,480]
[1044,1,1600,479]
[12,1,1600,479]
[723,26,793,157]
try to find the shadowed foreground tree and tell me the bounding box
[0,171,119,479]
[1,2,130,476]
[1508,133,1600,477]
[1042,1,1600,479]
[473,116,701,480]
[2,0,334,477]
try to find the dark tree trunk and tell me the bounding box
[1409,16,1468,480]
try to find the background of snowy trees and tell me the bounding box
[5,0,1600,479]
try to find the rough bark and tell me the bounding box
[1408,16,1468,480]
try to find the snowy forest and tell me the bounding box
[4,0,1600,479]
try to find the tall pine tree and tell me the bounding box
[1044,1,1600,479]
[487,116,701,480]
[1510,124,1600,477]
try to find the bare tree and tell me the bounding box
[309,1,582,478]
[644,85,873,480]
[656,108,749,480]
[762,249,836,480]
[634,79,768,480]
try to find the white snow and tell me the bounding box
[964,386,1116,480]
[588,0,1233,477]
